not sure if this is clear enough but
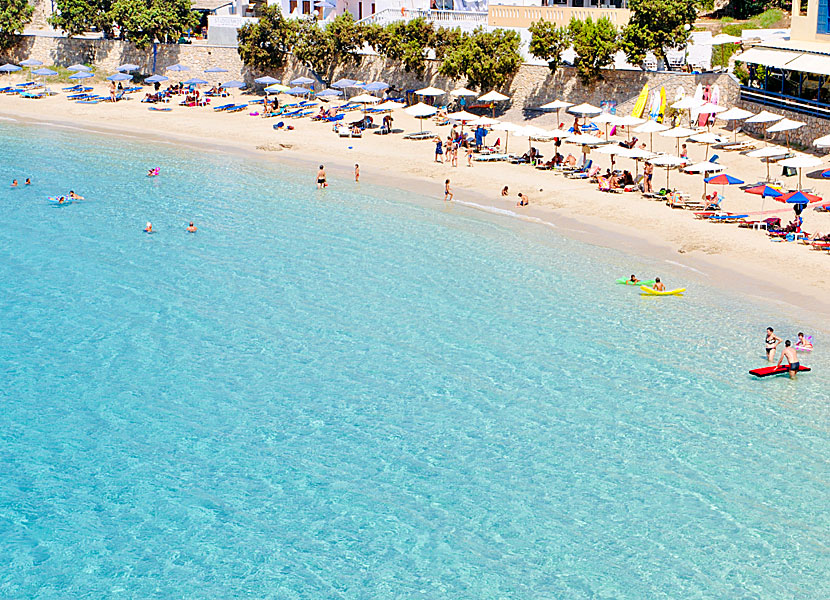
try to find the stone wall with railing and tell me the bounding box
[3,34,739,130]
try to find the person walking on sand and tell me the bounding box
[317,165,327,189]
[354,163,359,182]
[765,327,782,361]
[434,137,444,163]
[444,179,453,202]
[465,143,473,167]
[450,141,458,168]
[777,340,800,379]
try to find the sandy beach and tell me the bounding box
[3,82,830,323]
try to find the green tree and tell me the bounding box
[49,0,112,37]
[621,0,698,68]
[0,0,34,50]
[568,16,618,85]
[325,13,365,66]
[368,17,436,73]
[439,27,521,91]
[431,25,464,61]
[528,19,570,73]
[292,18,333,77]
[237,4,297,71]
[108,0,197,48]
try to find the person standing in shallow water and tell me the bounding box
[354,164,359,183]
[316,165,326,189]
[444,179,453,202]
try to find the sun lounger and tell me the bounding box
[403,131,434,140]
[336,126,350,137]
[227,104,248,112]
[708,213,749,223]
[474,153,508,162]
[213,103,234,111]
[76,100,99,104]
[20,92,44,99]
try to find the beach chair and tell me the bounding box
[213,103,234,112]
[474,153,508,162]
[227,104,248,112]
[336,126,350,138]
[403,131,433,140]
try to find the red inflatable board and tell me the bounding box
[749,365,811,377]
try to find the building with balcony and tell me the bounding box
[735,0,830,118]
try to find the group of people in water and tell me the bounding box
[766,327,812,379]
[627,274,666,291]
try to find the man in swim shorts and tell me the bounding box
[517,193,528,206]
[25,178,31,185]
[653,277,665,291]
[317,165,326,189]
[187,222,197,233]
[11,180,17,187]
[777,340,799,379]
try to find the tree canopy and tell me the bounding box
[439,27,521,90]
[49,0,112,37]
[528,19,570,73]
[568,16,618,84]
[237,4,297,71]
[107,0,197,48]
[0,0,34,50]
[621,0,699,68]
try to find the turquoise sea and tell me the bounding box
[0,120,828,599]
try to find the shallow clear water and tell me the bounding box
[0,121,828,599]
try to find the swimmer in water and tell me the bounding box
[58,196,66,204]
[629,274,640,284]
[12,179,17,187]
[144,222,153,233]
[653,277,665,292]
[796,332,812,350]
[317,165,327,189]
[25,178,31,185]
[776,340,800,379]
[69,190,84,200]
[186,222,197,233]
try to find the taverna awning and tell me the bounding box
[733,47,802,69]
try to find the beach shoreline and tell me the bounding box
[2,91,829,331]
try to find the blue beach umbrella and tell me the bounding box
[69,71,94,80]
[255,75,280,85]
[117,63,140,72]
[166,64,190,72]
[184,78,208,85]
[316,88,342,97]
[820,168,830,178]
[145,74,169,83]
[32,68,58,77]
[221,80,245,88]
[331,78,356,89]
[20,59,43,67]
[745,184,782,198]
[107,72,133,81]
[67,64,91,72]
[205,67,228,73]
[290,76,314,85]
[704,173,744,185]
[0,63,21,73]
[286,86,311,95]
[362,81,389,92]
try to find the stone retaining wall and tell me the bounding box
[3,34,739,128]
[738,99,830,152]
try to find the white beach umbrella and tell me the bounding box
[746,110,784,143]
[405,102,437,132]
[671,96,704,110]
[622,147,657,160]
[660,126,696,138]
[634,120,670,151]
[747,145,788,158]
[521,125,554,139]
[450,87,477,97]
[746,110,784,124]
[710,33,742,44]
[813,134,830,148]
[697,102,727,115]
[568,103,602,116]
[614,115,646,127]
[689,132,723,160]
[779,155,821,169]
[492,121,522,152]
[684,161,726,173]
[540,99,573,110]
[351,93,381,104]
[478,90,509,102]
[779,155,822,189]
[660,126,696,155]
[592,113,620,124]
[405,102,437,117]
[566,133,603,145]
[545,128,571,138]
[595,144,626,155]
[767,118,806,151]
[415,86,445,97]
[717,107,753,121]
[651,154,687,189]
[446,110,478,122]
[374,100,400,111]
[468,116,500,127]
